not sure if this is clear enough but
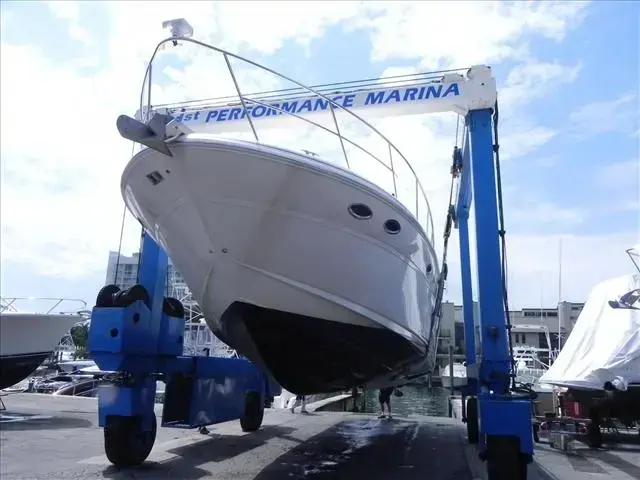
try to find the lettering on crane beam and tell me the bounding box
[171,82,461,124]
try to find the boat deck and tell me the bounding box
[1,393,638,479]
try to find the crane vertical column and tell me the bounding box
[466,108,533,477]
[455,137,479,443]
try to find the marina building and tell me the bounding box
[436,301,584,370]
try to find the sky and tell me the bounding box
[1,1,638,312]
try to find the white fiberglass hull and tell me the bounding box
[0,313,79,389]
[121,136,439,393]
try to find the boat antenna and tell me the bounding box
[162,18,194,46]
[627,244,640,274]
[557,237,563,350]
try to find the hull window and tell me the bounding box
[348,203,373,220]
[384,219,401,235]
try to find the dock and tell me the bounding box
[4,394,635,479]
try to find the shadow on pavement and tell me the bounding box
[102,424,298,480]
[0,412,92,431]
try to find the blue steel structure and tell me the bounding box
[88,232,280,467]
[453,107,534,477]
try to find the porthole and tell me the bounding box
[348,203,373,220]
[426,264,433,274]
[384,219,401,235]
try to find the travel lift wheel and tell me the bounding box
[95,284,121,308]
[95,284,151,309]
[484,436,529,480]
[163,296,185,318]
[240,391,264,432]
[104,414,157,468]
[114,284,151,308]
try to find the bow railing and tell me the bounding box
[137,36,443,246]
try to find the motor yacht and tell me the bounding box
[0,297,85,390]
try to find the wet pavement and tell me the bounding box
[1,394,477,480]
[253,417,471,479]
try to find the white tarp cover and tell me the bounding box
[539,273,640,391]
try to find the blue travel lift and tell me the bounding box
[449,104,534,478]
[88,233,280,467]
[88,76,532,478]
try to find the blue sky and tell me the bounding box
[1,1,638,310]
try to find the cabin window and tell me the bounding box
[348,203,373,220]
[384,219,401,234]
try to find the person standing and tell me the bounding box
[378,386,394,419]
[290,394,308,414]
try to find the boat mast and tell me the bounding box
[557,237,563,351]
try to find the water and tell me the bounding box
[362,385,450,417]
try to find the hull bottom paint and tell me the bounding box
[0,352,50,390]
[219,302,420,394]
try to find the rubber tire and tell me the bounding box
[163,297,185,319]
[240,392,264,432]
[96,285,121,308]
[104,415,157,468]
[466,397,479,444]
[485,436,528,480]
[114,284,150,309]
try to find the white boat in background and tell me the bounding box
[113,24,495,394]
[57,359,97,373]
[540,268,640,391]
[0,297,86,390]
[440,362,467,389]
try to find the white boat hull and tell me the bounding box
[121,136,439,393]
[0,313,79,389]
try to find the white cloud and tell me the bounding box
[569,93,638,137]
[509,202,587,229]
[444,230,639,308]
[213,1,368,55]
[595,159,639,190]
[47,1,79,22]
[351,1,590,69]
[499,60,582,117]
[47,1,92,45]
[499,123,558,160]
